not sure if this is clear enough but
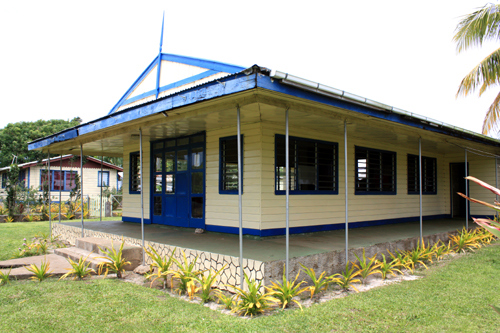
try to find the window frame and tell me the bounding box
[97,171,110,187]
[129,151,141,194]
[1,173,7,189]
[407,154,437,195]
[39,170,78,192]
[355,146,397,195]
[275,134,339,195]
[219,135,243,195]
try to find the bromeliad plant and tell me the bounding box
[231,273,277,317]
[331,262,361,292]
[192,265,227,303]
[0,268,11,285]
[96,238,131,279]
[267,266,309,309]
[144,246,176,289]
[353,249,381,284]
[26,260,53,282]
[300,263,331,298]
[59,253,96,281]
[449,228,482,253]
[171,250,203,295]
[376,254,403,280]
[216,291,235,310]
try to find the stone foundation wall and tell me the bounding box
[264,230,460,284]
[53,223,264,290]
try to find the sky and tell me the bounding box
[1,1,499,136]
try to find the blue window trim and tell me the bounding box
[39,170,77,192]
[274,135,339,195]
[355,146,397,195]
[407,154,437,195]
[97,171,110,187]
[219,135,243,195]
[129,152,141,194]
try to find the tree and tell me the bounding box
[0,118,81,167]
[454,3,500,135]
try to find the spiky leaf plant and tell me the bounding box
[171,250,202,295]
[26,260,53,282]
[449,228,482,253]
[432,241,453,261]
[231,273,277,317]
[216,291,235,310]
[59,253,95,281]
[0,268,12,285]
[353,249,381,284]
[376,254,403,280]
[300,264,331,298]
[144,246,176,289]
[267,265,308,309]
[96,238,131,279]
[192,265,226,303]
[331,262,361,292]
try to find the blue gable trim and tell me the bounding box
[78,73,256,136]
[206,214,451,237]
[28,129,78,151]
[120,69,218,107]
[160,53,245,73]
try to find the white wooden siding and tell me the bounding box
[122,139,150,220]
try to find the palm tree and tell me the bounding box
[454,3,500,135]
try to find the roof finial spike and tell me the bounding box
[156,11,165,99]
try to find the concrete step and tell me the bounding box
[53,247,111,271]
[74,237,141,270]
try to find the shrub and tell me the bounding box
[192,265,226,303]
[0,268,11,286]
[300,264,331,298]
[144,246,176,289]
[267,266,308,309]
[26,260,53,282]
[231,273,277,317]
[331,262,361,292]
[59,253,95,281]
[376,253,403,280]
[353,248,381,284]
[171,250,202,295]
[96,238,131,279]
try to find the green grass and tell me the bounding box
[1,222,499,332]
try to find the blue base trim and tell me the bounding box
[122,216,151,224]
[206,214,451,237]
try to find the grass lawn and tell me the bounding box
[1,222,499,332]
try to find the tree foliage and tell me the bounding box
[0,118,81,167]
[454,4,500,135]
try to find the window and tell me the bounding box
[219,136,243,194]
[1,173,7,189]
[98,171,110,187]
[355,146,396,194]
[40,170,78,191]
[407,154,437,194]
[129,152,141,193]
[275,135,338,194]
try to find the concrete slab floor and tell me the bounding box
[61,219,469,262]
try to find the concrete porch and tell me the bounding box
[53,218,468,287]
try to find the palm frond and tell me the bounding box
[454,4,500,53]
[482,90,500,134]
[457,48,500,97]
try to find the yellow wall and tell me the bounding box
[122,139,150,220]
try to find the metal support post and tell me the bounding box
[140,129,145,265]
[285,108,290,280]
[419,138,423,243]
[80,145,84,237]
[465,149,468,229]
[59,155,62,223]
[100,156,103,221]
[344,120,349,264]
[48,151,51,235]
[237,107,244,288]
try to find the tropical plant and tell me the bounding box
[449,228,482,253]
[171,250,202,295]
[216,291,235,310]
[26,260,53,282]
[300,264,331,298]
[267,266,308,309]
[96,239,131,278]
[231,273,277,317]
[144,246,176,289]
[376,253,403,280]
[192,265,226,303]
[458,176,500,238]
[388,249,410,272]
[0,268,11,285]
[331,262,361,292]
[23,214,39,222]
[59,253,95,281]
[432,241,453,261]
[454,3,500,135]
[353,249,381,284]
[4,216,14,223]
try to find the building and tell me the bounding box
[0,155,122,201]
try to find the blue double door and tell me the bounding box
[151,134,205,228]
